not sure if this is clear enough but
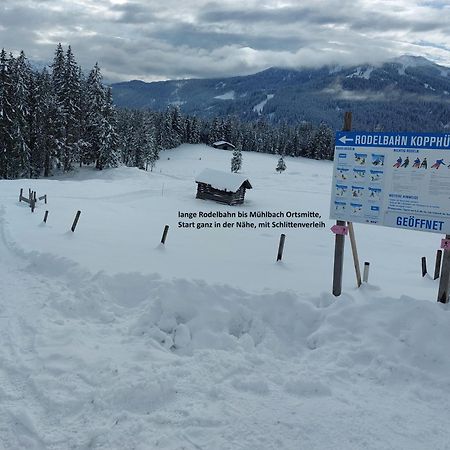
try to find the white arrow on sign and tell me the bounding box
[338,136,354,144]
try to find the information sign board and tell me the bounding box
[330,131,450,234]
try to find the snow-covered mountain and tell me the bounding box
[112,55,450,132]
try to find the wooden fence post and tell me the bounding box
[277,233,286,262]
[31,192,36,212]
[43,211,49,223]
[434,250,442,280]
[421,257,427,277]
[19,188,23,202]
[363,262,370,283]
[161,225,169,244]
[332,111,352,297]
[71,211,81,232]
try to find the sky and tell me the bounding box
[1,0,450,82]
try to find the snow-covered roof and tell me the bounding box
[212,141,235,148]
[195,168,252,192]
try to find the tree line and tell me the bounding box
[0,46,335,180]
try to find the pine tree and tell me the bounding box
[85,63,106,166]
[62,46,82,170]
[312,123,334,160]
[170,106,184,147]
[231,148,242,173]
[96,87,119,169]
[0,49,14,178]
[36,69,65,177]
[276,156,286,173]
[208,117,224,145]
[9,51,32,178]
[141,111,158,171]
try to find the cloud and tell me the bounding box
[0,0,449,82]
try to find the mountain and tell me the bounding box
[111,56,450,132]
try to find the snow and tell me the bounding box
[195,168,250,192]
[253,94,274,114]
[169,100,185,106]
[1,144,450,449]
[212,140,235,148]
[346,67,373,80]
[214,91,235,100]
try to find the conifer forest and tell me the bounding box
[0,46,335,179]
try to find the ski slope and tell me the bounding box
[1,144,450,449]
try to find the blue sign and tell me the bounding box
[330,131,450,234]
[336,131,450,150]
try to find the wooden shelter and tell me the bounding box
[195,168,252,205]
[212,141,236,150]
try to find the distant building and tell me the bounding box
[212,141,236,150]
[195,168,252,205]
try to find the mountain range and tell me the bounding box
[111,56,450,132]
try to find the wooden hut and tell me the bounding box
[195,168,252,205]
[212,141,236,150]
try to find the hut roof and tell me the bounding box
[212,141,236,149]
[195,168,252,192]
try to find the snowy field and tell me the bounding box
[1,144,450,449]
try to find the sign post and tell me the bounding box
[438,235,450,303]
[330,129,450,301]
[332,112,352,297]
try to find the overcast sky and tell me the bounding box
[1,0,449,82]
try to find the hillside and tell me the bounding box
[1,145,450,448]
[111,56,450,132]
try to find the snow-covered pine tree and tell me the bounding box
[116,108,134,166]
[170,106,184,147]
[312,122,334,160]
[188,116,201,144]
[85,62,105,167]
[51,43,67,170]
[9,51,32,178]
[231,147,242,173]
[27,69,41,177]
[96,87,119,170]
[51,43,65,99]
[141,111,158,171]
[276,156,286,173]
[208,117,224,145]
[62,46,82,169]
[157,108,179,150]
[35,68,65,177]
[0,49,14,178]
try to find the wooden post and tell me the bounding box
[31,193,36,213]
[347,221,362,287]
[277,233,286,262]
[363,262,370,283]
[161,225,169,244]
[421,257,427,277]
[71,211,81,232]
[434,250,442,280]
[438,235,450,303]
[19,188,23,202]
[332,111,352,297]
[43,211,49,223]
